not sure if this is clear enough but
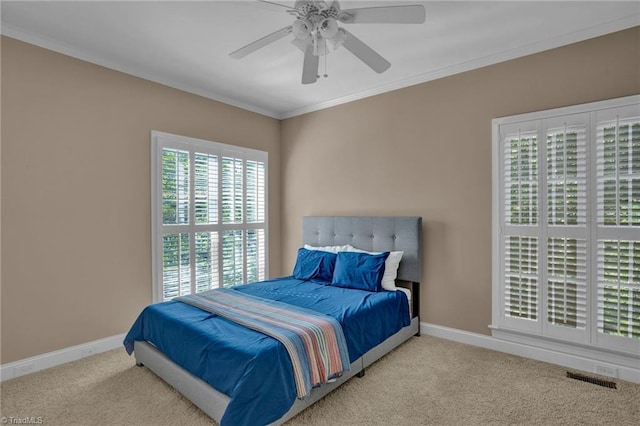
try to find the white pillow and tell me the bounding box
[304,244,351,253]
[346,245,404,291]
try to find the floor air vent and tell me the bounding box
[566,372,617,389]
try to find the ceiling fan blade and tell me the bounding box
[341,30,390,74]
[229,26,292,59]
[257,0,293,10]
[339,5,426,24]
[301,44,319,84]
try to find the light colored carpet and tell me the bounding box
[1,335,639,425]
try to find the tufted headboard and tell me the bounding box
[302,216,423,283]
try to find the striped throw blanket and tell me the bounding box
[176,288,350,399]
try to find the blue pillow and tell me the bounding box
[292,248,337,282]
[331,251,390,292]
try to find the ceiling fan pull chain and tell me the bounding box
[323,53,328,78]
[312,32,318,56]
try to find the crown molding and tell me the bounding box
[3,12,639,121]
[279,13,640,119]
[0,23,281,119]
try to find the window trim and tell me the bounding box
[491,94,640,359]
[150,130,268,303]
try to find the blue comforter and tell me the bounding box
[123,276,410,426]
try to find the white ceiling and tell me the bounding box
[2,1,639,119]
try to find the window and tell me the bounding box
[492,96,639,357]
[151,131,267,302]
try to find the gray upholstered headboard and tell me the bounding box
[302,216,422,283]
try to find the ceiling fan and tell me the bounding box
[229,0,426,84]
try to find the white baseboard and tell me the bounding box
[3,325,638,385]
[0,333,126,382]
[420,322,640,384]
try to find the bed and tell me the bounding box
[124,216,422,425]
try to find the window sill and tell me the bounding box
[490,325,639,374]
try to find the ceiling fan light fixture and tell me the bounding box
[314,35,328,56]
[318,17,338,39]
[291,37,309,53]
[230,0,426,84]
[329,27,347,50]
[292,19,312,40]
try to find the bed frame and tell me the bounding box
[134,216,422,425]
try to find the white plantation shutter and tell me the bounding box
[162,148,190,225]
[504,129,539,226]
[194,152,219,225]
[246,228,266,283]
[162,233,190,300]
[151,131,268,302]
[504,235,539,322]
[500,123,541,334]
[544,116,589,343]
[221,229,244,287]
[494,97,640,356]
[594,106,640,352]
[222,156,244,224]
[195,231,219,293]
[597,241,640,341]
[246,160,266,223]
[547,237,587,331]
[546,123,587,227]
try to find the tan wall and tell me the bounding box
[280,27,640,335]
[1,27,638,364]
[0,37,282,363]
